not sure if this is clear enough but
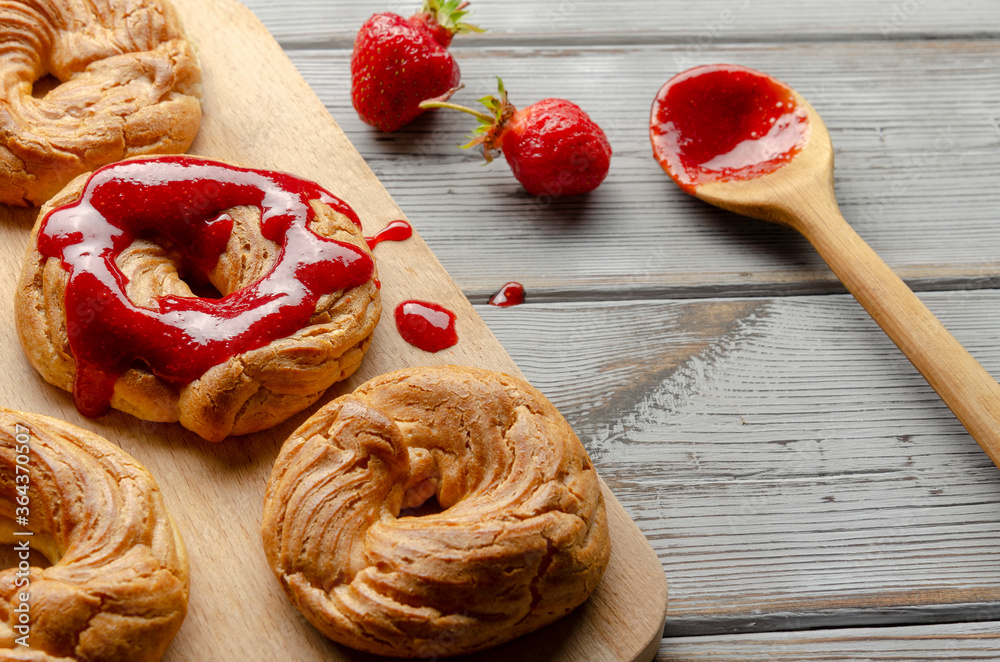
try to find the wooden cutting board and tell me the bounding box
[0,0,668,659]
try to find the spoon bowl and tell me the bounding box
[684,88,835,230]
[651,64,1000,470]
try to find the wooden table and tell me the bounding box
[237,0,1000,657]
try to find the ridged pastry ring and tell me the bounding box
[0,0,202,206]
[15,155,381,442]
[262,365,610,658]
[0,407,188,661]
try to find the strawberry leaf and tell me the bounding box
[421,0,485,35]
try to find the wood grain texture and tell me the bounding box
[658,621,1000,660]
[0,0,667,660]
[276,40,1000,302]
[690,84,1000,470]
[477,291,1000,635]
[241,0,1000,47]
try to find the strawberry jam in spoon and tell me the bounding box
[650,63,1000,470]
[651,64,808,192]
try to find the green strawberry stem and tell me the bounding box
[418,99,493,122]
[420,78,516,160]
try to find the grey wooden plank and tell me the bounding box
[475,290,1000,634]
[658,621,1000,660]
[238,0,1000,48]
[283,40,1000,301]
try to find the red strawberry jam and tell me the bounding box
[488,282,525,307]
[394,300,457,352]
[650,64,809,192]
[366,219,413,249]
[37,156,374,418]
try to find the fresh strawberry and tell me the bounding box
[422,79,612,197]
[351,0,482,132]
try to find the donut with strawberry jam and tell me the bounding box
[15,155,381,442]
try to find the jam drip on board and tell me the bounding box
[650,64,809,192]
[488,282,525,307]
[38,155,374,418]
[366,219,413,250]
[394,301,457,353]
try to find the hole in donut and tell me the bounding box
[0,517,56,570]
[184,279,225,300]
[0,543,53,570]
[115,207,278,306]
[398,494,444,519]
[398,450,444,518]
[127,229,230,300]
[31,74,61,99]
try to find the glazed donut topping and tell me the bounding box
[37,156,375,418]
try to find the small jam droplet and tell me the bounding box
[366,219,413,250]
[488,282,525,307]
[395,300,457,353]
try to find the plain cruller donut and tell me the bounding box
[0,0,202,207]
[15,155,381,442]
[262,365,610,658]
[0,407,188,661]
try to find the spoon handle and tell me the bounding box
[796,196,1000,469]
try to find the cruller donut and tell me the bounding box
[15,155,381,442]
[0,407,188,661]
[0,0,202,207]
[262,365,610,658]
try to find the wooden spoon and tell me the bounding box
[650,63,1000,470]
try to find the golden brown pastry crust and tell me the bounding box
[14,157,382,442]
[0,407,188,661]
[0,0,202,207]
[261,365,610,658]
